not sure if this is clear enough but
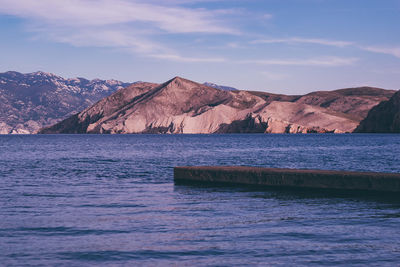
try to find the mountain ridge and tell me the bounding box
[0,72,253,134]
[1,71,396,134]
[39,76,396,134]
[0,71,133,134]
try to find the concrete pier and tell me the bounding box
[174,166,400,192]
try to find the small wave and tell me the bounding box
[57,249,226,261]
[0,227,130,237]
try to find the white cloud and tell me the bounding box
[2,0,397,65]
[33,26,162,53]
[360,46,400,59]
[251,37,353,47]
[241,57,358,66]
[149,53,226,63]
[252,36,400,60]
[0,0,238,62]
[0,0,237,34]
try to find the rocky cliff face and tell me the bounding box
[354,90,400,133]
[39,76,395,134]
[0,71,132,134]
[294,87,395,121]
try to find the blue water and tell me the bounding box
[1,134,400,266]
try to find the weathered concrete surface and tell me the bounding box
[174,166,400,192]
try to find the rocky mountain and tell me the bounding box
[290,87,395,125]
[39,76,395,134]
[0,71,132,134]
[354,90,400,133]
[203,82,238,91]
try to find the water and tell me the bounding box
[1,134,400,266]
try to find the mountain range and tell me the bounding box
[38,76,397,134]
[0,71,132,134]
[0,71,247,134]
[1,71,398,134]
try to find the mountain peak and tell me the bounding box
[169,76,189,83]
[31,71,58,77]
[162,76,198,89]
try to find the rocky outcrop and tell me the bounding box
[354,90,400,133]
[294,87,395,121]
[40,77,391,134]
[0,71,132,134]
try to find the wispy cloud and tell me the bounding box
[252,36,400,60]
[149,53,226,63]
[360,46,400,59]
[0,0,238,61]
[251,37,353,47]
[0,0,237,34]
[33,27,163,53]
[240,57,358,67]
[1,0,397,66]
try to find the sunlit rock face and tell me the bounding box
[355,90,400,133]
[39,76,396,134]
[0,71,132,134]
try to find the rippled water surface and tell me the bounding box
[1,134,400,266]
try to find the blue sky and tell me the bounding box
[0,0,399,94]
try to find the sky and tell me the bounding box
[0,0,399,94]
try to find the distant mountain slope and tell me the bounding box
[39,77,394,134]
[0,71,132,134]
[203,82,239,91]
[354,90,400,133]
[294,87,396,121]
